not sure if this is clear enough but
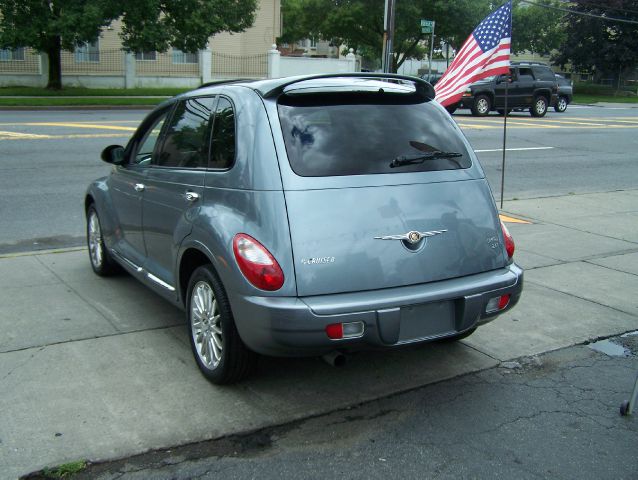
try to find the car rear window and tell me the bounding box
[278,92,472,177]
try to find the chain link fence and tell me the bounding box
[0,47,40,74]
[212,52,267,78]
[60,49,125,75]
[136,51,199,77]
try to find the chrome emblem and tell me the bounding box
[374,229,447,244]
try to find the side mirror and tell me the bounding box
[101,145,125,165]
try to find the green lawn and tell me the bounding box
[0,86,188,97]
[573,94,638,104]
[0,97,165,106]
[1,86,637,108]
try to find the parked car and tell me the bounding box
[420,72,444,86]
[86,73,523,384]
[452,62,559,117]
[554,74,573,112]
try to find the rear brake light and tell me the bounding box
[233,234,284,291]
[486,294,511,313]
[326,322,365,340]
[501,220,515,259]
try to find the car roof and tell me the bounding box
[182,73,436,101]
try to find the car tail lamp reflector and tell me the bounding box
[326,322,365,340]
[486,294,511,314]
[501,220,515,259]
[233,234,284,291]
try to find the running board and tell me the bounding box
[110,249,176,292]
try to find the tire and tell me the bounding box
[86,205,120,276]
[530,96,548,117]
[554,96,568,113]
[187,265,256,384]
[445,104,458,115]
[437,327,477,343]
[471,95,491,116]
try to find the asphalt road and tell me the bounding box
[0,105,636,252]
[56,334,638,480]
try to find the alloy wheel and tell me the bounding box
[190,280,223,369]
[88,211,104,269]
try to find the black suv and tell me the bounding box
[454,62,559,117]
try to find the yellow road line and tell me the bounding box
[499,214,532,224]
[19,122,137,131]
[0,130,52,139]
[0,133,130,141]
[532,118,605,126]
[0,120,141,126]
[458,117,564,128]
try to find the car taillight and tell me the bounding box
[233,234,284,291]
[501,220,515,259]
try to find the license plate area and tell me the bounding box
[398,301,456,342]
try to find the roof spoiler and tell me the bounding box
[197,79,254,89]
[260,73,436,100]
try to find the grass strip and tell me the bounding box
[0,97,165,107]
[573,94,638,104]
[0,86,188,97]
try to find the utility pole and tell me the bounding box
[382,0,396,73]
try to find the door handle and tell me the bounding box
[184,191,200,202]
[134,183,145,192]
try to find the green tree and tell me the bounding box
[552,0,638,85]
[0,0,257,89]
[511,0,566,56]
[278,0,493,72]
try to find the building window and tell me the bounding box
[172,49,198,64]
[0,47,25,61]
[75,41,99,63]
[135,51,157,61]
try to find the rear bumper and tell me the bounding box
[229,263,523,356]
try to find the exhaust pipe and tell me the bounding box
[322,351,347,367]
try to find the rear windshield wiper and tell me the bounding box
[390,151,463,168]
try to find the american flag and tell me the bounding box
[434,1,512,107]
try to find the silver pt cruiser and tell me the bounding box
[86,73,523,384]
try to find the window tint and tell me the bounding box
[210,97,236,169]
[278,93,472,177]
[156,97,216,169]
[518,67,534,82]
[134,112,169,166]
[533,66,555,81]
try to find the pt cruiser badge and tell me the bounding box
[374,230,447,244]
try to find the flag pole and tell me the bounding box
[500,75,509,210]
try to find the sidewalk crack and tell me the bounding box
[525,278,638,318]
[1,346,45,382]
[34,255,121,333]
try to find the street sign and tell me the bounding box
[421,19,434,34]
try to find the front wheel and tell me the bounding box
[86,205,120,276]
[187,265,256,384]
[471,95,491,116]
[530,96,548,117]
[554,96,568,112]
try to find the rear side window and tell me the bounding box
[155,96,216,169]
[533,66,555,81]
[278,93,471,177]
[518,67,534,82]
[210,97,236,169]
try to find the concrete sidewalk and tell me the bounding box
[1,190,637,479]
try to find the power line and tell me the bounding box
[519,0,638,25]
[575,0,638,17]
